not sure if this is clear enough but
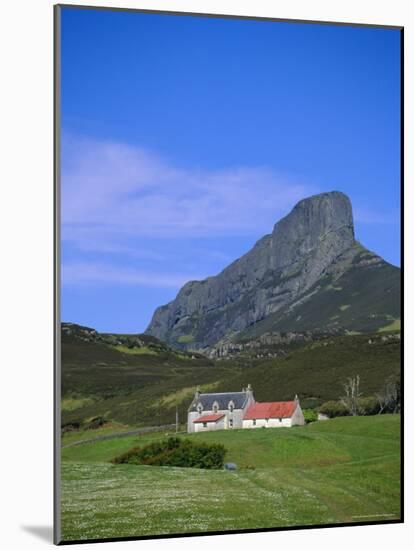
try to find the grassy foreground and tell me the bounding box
[60,415,401,541]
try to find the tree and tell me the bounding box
[376,377,401,414]
[340,375,363,416]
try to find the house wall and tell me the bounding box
[242,405,305,429]
[187,391,255,433]
[194,416,226,432]
[189,409,244,432]
[228,408,244,429]
[187,411,200,433]
[242,417,292,429]
[291,403,305,426]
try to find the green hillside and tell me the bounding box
[60,415,401,541]
[61,323,231,428]
[61,324,400,429]
[214,332,400,407]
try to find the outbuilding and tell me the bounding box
[242,396,305,428]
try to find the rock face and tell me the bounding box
[146,191,400,349]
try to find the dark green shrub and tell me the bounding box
[84,416,107,430]
[358,396,380,415]
[318,396,383,417]
[61,422,81,434]
[111,437,226,469]
[303,409,318,423]
[318,400,348,418]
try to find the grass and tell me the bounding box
[154,382,222,408]
[177,335,195,344]
[378,319,401,332]
[113,345,158,356]
[61,422,131,446]
[60,415,401,541]
[61,395,96,412]
[326,284,343,291]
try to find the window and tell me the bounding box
[229,419,233,428]
[212,401,219,413]
[197,404,203,413]
[203,422,207,428]
[228,401,234,412]
[253,419,256,426]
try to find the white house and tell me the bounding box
[187,385,255,433]
[187,386,304,432]
[242,395,305,428]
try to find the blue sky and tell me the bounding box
[60,7,401,333]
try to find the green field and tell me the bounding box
[60,415,401,542]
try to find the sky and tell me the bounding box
[60,7,401,334]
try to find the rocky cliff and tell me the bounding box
[146,191,400,350]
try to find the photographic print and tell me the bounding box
[55,4,403,544]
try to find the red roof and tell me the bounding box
[243,401,297,420]
[193,413,225,423]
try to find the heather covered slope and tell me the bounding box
[237,246,400,340]
[61,323,400,428]
[213,332,400,408]
[145,192,400,350]
[61,322,223,427]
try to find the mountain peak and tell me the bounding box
[291,191,353,230]
[288,190,353,229]
[145,192,399,349]
[273,191,354,241]
[292,190,351,209]
[267,191,355,271]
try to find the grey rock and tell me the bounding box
[145,191,397,349]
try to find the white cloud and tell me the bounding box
[60,134,318,288]
[61,134,315,246]
[62,262,205,289]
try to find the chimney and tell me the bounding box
[194,386,200,400]
[294,394,299,404]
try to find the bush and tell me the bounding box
[111,437,226,469]
[61,421,81,434]
[84,416,107,430]
[358,396,380,415]
[303,409,318,423]
[318,396,382,417]
[318,400,348,418]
